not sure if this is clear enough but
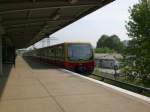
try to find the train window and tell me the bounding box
[53,49,55,57]
[39,50,43,56]
[47,46,64,59]
[55,48,59,58]
[48,49,51,57]
[45,49,48,57]
[43,49,46,57]
[68,44,93,61]
[56,46,64,59]
[50,48,55,57]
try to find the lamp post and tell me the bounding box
[148,0,150,10]
[42,39,45,48]
[41,35,58,48]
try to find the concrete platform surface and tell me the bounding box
[0,56,150,112]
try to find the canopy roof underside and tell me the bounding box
[0,0,114,48]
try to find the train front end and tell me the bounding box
[65,43,95,75]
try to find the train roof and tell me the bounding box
[64,42,91,44]
[36,42,92,50]
[25,42,92,53]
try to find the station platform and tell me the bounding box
[0,56,150,112]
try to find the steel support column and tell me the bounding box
[0,36,2,75]
[0,25,4,75]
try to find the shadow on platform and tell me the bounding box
[23,56,59,69]
[0,64,13,99]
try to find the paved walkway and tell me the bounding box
[0,56,149,112]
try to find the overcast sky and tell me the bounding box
[35,0,139,48]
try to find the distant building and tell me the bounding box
[95,53,123,69]
[123,40,129,47]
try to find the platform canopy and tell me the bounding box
[0,0,114,49]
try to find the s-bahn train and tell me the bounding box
[24,42,95,74]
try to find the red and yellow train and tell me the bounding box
[24,42,95,74]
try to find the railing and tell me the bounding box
[91,74,150,97]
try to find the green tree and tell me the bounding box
[96,35,124,53]
[109,35,124,53]
[96,35,109,48]
[125,0,150,81]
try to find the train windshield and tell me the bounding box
[68,44,93,61]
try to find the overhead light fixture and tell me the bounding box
[53,14,60,20]
[69,0,78,4]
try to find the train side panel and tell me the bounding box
[24,42,95,74]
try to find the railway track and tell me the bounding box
[90,74,150,97]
